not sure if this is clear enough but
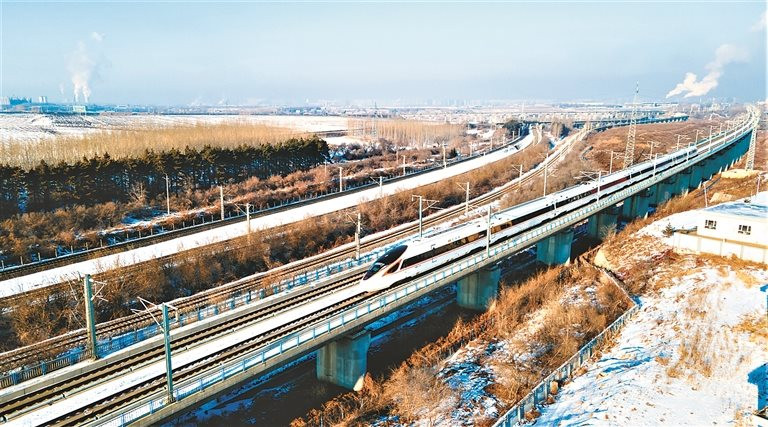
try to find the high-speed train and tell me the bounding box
[359,144,702,293]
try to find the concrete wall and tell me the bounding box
[673,232,768,264]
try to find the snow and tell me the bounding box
[0,134,534,298]
[638,191,768,245]
[534,220,768,426]
[0,114,349,142]
[4,277,364,427]
[703,200,768,218]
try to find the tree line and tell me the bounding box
[0,136,329,218]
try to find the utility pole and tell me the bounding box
[245,203,251,239]
[486,205,492,256]
[413,195,424,238]
[597,170,603,201]
[708,125,714,152]
[458,182,470,214]
[623,82,639,168]
[164,174,171,216]
[219,186,224,221]
[402,155,407,176]
[162,303,175,404]
[355,211,361,260]
[649,140,660,159]
[675,134,685,152]
[695,129,700,145]
[83,274,98,360]
[379,176,384,196]
[442,142,447,168]
[543,161,549,197]
[338,166,344,192]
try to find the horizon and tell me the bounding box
[1,1,766,105]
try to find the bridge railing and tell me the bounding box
[492,303,640,427]
[93,112,757,427]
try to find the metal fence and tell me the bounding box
[0,137,522,273]
[6,116,754,422]
[0,244,398,389]
[492,303,640,427]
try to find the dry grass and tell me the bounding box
[294,263,632,426]
[733,314,768,344]
[348,118,463,149]
[1,122,300,168]
[583,118,729,171]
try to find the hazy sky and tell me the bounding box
[1,1,766,105]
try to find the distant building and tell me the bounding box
[672,195,768,263]
[38,96,48,104]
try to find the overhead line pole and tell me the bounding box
[83,274,98,360]
[219,186,224,221]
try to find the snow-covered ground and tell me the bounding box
[0,114,349,142]
[0,134,534,297]
[2,272,366,427]
[535,214,768,426]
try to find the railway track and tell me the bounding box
[10,277,373,426]
[0,137,520,284]
[0,273,364,423]
[0,128,583,383]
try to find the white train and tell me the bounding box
[359,144,701,293]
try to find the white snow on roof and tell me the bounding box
[702,195,768,219]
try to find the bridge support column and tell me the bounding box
[316,329,370,391]
[456,266,500,311]
[536,229,574,265]
[674,170,691,195]
[621,192,651,219]
[655,177,677,205]
[688,165,704,190]
[587,206,619,239]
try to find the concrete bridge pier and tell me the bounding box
[316,329,371,391]
[587,205,619,239]
[536,229,574,265]
[622,190,652,219]
[674,170,691,195]
[456,266,501,311]
[655,177,677,205]
[688,166,703,190]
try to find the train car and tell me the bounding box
[359,142,702,293]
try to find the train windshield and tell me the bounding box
[363,245,407,280]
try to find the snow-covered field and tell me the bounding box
[0,113,349,142]
[535,213,768,426]
[0,134,534,297]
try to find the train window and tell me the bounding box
[704,219,716,230]
[363,245,407,279]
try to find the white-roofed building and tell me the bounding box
[672,193,768,263]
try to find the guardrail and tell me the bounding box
[492,303,640,427]
[0,243,395,389]
[91,115,751,426]
[0,134,527,279]
[90,112,755,426]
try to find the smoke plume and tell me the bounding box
[665,44,748,98]
[68,33,107,104]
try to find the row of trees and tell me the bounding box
[0,137,329,218]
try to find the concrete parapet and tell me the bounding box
[316,329,371,391]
